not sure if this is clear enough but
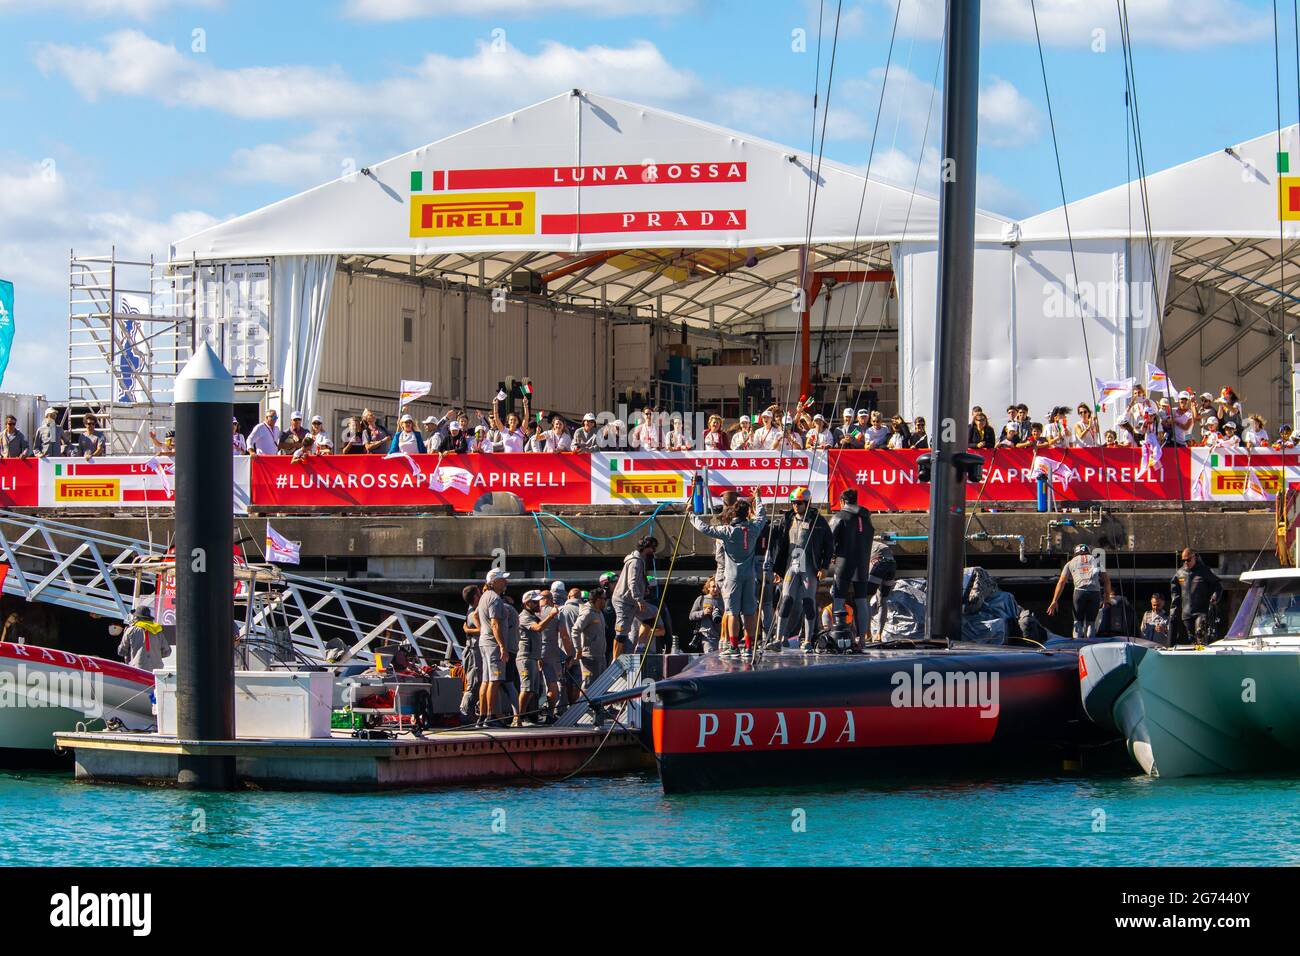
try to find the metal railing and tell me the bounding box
[0,510,463,666]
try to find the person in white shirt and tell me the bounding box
[703,414,729,451]
[543,416,572,452]
[1215,421,1241,449]
[1126,386,1157,438]
[469,424,492,453]
[863,411,890,450]
[729,415,754,450]
[246,409,284,456]
[832,409,855,448]
[1171,391,1195,446]
[1243,415,1269,449]
[803,414,832,450]
[392,414,425,454]
[1073,404,1100,447]
[308,415,333,454]
[1043,407,1071,448]
[633,407,659,450]
[751,409,780,450]
[489,391,529,453]
[231,417,248,455]
[1199,418,1220,446]
[774,415,803,451]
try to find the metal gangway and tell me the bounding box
[0,510,463,666]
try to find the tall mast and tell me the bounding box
[924,0,981,642]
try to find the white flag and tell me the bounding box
[384,450,423,478]
[265,522,300,565]
[399,379,432,408]
[1135,433,1163,479]
[1243,468,1269,501]
[1095,376,1136,409]
[144,456,173,498]
[1029,454,1079,490]
[430,466,473,494]
[1191,466,1212,501]
[1144,362,1176,395]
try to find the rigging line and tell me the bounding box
[1117,0,1192,550]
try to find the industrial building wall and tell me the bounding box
[1162,275,1287,429]
[316,270,612,424]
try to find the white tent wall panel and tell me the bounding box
[1162,276,1286,428]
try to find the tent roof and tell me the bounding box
[172,90,1015,330]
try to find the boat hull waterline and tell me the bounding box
[1080,639,1300,778]
[0,641,154,763]
[652,642,1108,793]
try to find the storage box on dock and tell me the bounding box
[154,670,333,739]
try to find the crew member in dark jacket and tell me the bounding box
[764,487,833,651]
[1170,548,1223,643]
[829,488,875,643]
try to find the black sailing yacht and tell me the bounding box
[651,1,1112,794]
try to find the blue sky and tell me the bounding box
[0,0,1292,398]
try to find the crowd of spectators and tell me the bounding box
[2,384,1284,460]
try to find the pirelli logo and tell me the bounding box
[1212,470,1283,494]
[609,474,684,499]
[55,479,120,502]
[409,191,535,237]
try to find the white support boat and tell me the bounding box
[1080,568,1300,778]
[0,641,154,764]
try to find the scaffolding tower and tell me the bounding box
[68,249,193,454]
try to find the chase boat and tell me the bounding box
[1080,568,1300,778]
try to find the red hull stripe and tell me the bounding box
[0,642,154,687]
[654,705,999,755]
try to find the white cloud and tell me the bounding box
[0,0,220,17]
[979,75,1041,147]
[344,0,691,17]
[0,157,218,398]
[888,0,1269,49]
[36,31,697,125]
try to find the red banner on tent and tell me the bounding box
[249,453,593,511]
[0,459,39,507]
[827,447,1192,510]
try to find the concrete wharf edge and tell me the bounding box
[53,727,654,791]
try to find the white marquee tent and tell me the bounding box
[173,90,1300,425]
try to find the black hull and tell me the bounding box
[653,641,1109,793]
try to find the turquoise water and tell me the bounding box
[2,770,1299,866]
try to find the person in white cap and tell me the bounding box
[1170,391,1195,447]
[475,568,511,726]
[799,412,831,450]
[572,413,600,452]
[33,408,65,458]
[308,415,333,454]
[466,423,492,454]
[285,411,309,452]
[774,413,803,451]
[832,408,855,448]
[516,590,558,725]
[421,415,440,447]
[230,416,248,455]
[543,414,572,452]
[389,413,426,454]
[729,414,754,450]
[751,407,780,450]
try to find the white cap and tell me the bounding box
[311,415,323,424]
[474,424,486,432]
[550,580,566,593]
[449,420,462,431]
[522,590,542,604]
[813,413,826,422]
[400,413,413,423]
[738,415,750,424]
[760,409,773,418]
[583,412,596,422]
[486,568,510,583]
[857,408,870,416]
[781,415,793,426]
[423,415,437,424]
[44,408,57,418]
[842,409,853,418]
[291,410,303,420]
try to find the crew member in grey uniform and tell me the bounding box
[829,488,875,645]
[764,486,833,652]
[535,588,570,723]
[571,587,614,723]
[611,537,658,659]
[117,605,170,672]
[32,409,65,458]
[865,538,898,640]
[690,489,767,658]
[1047,544,1113,640]
[516,591,545,726]
[556,585,583,710]
[688,578,723,652]
[475,569,511,726]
